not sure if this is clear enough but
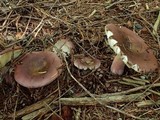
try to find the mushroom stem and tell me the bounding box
[111,55,125,75]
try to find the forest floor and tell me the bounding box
[0,0,160,120]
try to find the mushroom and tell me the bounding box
[74,55,101,70]
[53,39,74,57]
[14,51,63,88]
[105,23,158,75]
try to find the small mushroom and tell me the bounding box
[53,39,74,57]
[105,23,158,74]
[14,51,63,88]
[74,55,101,70]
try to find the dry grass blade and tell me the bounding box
[153,11,160,36]
[153,11,160,46]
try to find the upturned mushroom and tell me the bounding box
[53,39,74,57]
[14,51,63,88]
[105,23,158,75]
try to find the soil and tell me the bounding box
[0,0,160,120]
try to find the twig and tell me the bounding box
[9,86,74,118]
[0,11,13,31]
[136,100,160,107]
[96,82,160,97]
[148,89,160,96]
[122,77,147,85]
[25,17,45,46]
[73,108,81,120]
[21,107,47,120]
[105,0,124,9]
[130,76,150,83]
[9,95,57,118]
[35,6,74,26]
[13,87,19,120]
[0,0,77,11]
[118,81,139,87]
[60,92,150,106]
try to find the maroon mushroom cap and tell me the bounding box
[14,51,63,88]
[74,55,101,70]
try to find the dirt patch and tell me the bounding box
[0,0,160,120]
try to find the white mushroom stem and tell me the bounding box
[111,55,125,75]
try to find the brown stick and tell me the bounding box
[9,92,150,119]
[9,95,57,118]
[60,92,150,106]
[136,100,160,107]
